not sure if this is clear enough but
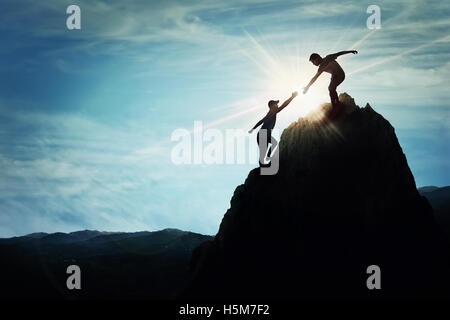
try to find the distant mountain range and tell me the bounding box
[419,186,450,235]
[0,228,212,299]
[0,187,448,300]
[0,181,448,299]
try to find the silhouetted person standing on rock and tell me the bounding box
[303,50,357,119]
[249,91,298,166]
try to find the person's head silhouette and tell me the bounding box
[268,100,279,111]
[309,53,322,66]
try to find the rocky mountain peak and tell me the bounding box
[182,93,450,300]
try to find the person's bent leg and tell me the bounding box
[256,131,263,165]
[267,136,277,158]
[328,81,338,118]
[257,129,269,166]
[328,76,346,120]
[329,83,338,104]
[333,75,344,105]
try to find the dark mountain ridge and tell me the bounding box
[419,186,450,236]
[0,228,212,299]
[418,186,440,193]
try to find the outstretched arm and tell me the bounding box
[277,91,298,113]
[329,50,358,59]
[303,71,322,94]
[248,117,265,133]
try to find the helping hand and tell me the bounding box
[352,50,358,54]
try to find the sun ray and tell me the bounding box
[201,28,447,131]
[349,34,450,76]
[348,29,377,51]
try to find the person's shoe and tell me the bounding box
[259,160,271,168]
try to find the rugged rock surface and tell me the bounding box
[182,93,450,300]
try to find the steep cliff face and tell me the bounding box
[182,94,449,300]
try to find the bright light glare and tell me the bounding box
[206,32,333,129]
[259,60,330,118]
[242,32,330,119]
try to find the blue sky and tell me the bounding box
[0,0,449,237]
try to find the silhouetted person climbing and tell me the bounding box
[249,91,298,166]
[303,50,357,119]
